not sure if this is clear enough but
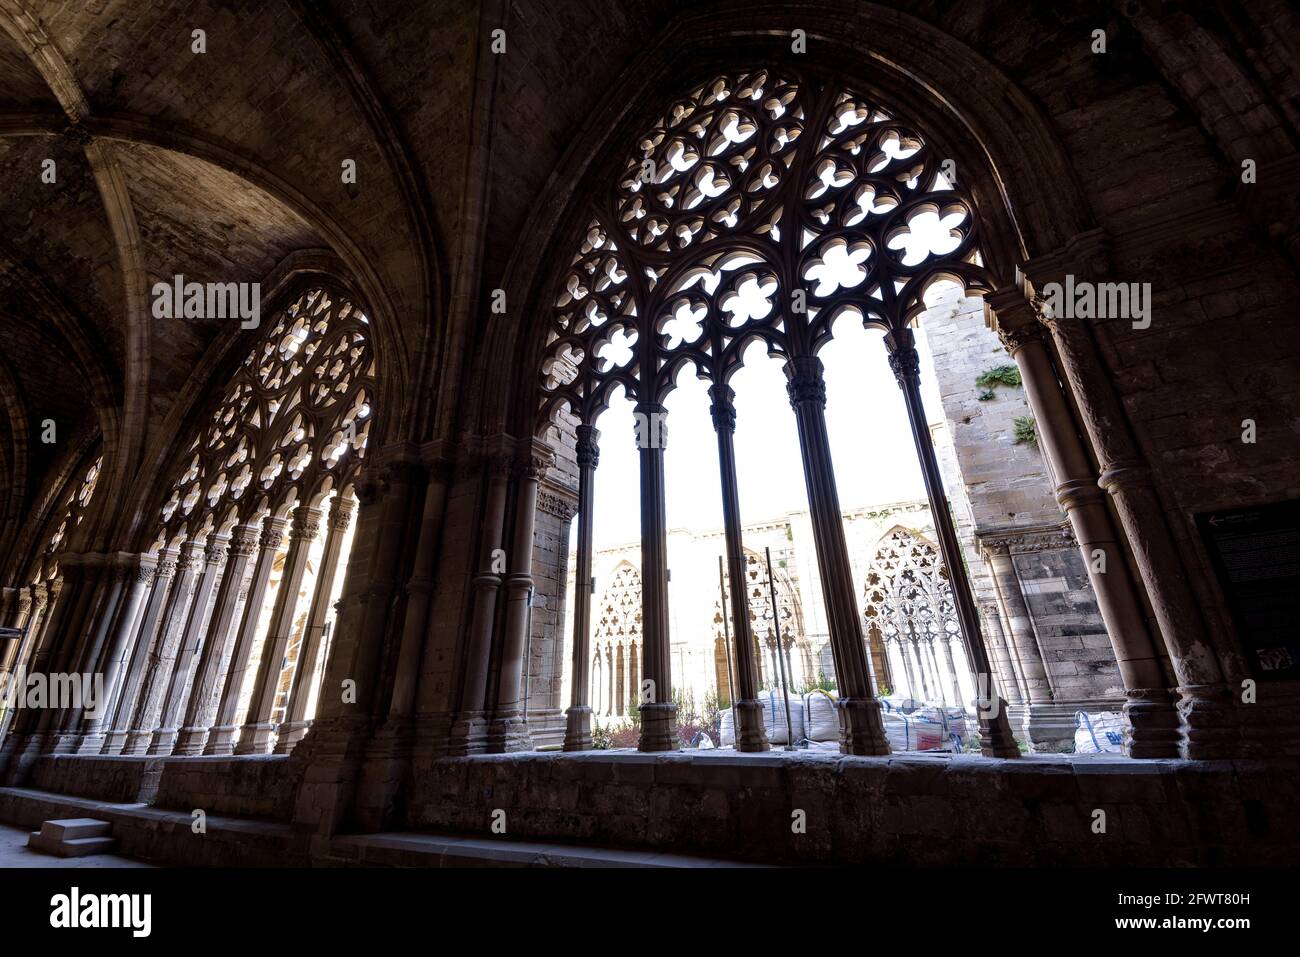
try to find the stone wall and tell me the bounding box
[919,287,1119,704]
[30,754,300,821]
[404,751,1299,867]
[527,482,576,745]
[151,755,300,821]
[1013,546,1124,702]
[33,755,164,805]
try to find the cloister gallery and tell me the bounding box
[0,0,1297,871]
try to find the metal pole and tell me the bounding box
[765,547,796,750]
[717,556,736,708]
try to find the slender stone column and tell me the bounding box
[864,623,892,694]
[237,504,322,754]
[37,556,128,754]
[172,524,259,755]
[204,516,286,755]
[563,425,599,750]
[1023,247,1236,756]
[985,289,1179,757]
[123,542,203,755]
[80,557,156,752]
[488,441,550,752]
[276,496,355,753]
[634,402,677,752]
[0,588,39,745]
[784,357,888,755]
[2,587,36,678]
[883,331,1018,757]
[708,385,769,751]
[939,636,964,707]
[981,542,1054,706]
[149,535,227,753]
[388,457,450,724]
[448,450,512,753]
[0,588,31,674]
[102,554,176,754]
[979,599,1025,707]
[926,640,944,702]
[911,640,932,700]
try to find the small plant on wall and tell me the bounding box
[975,364,1022,400]
[1013,415,1038,447]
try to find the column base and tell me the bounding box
[486,712,532,753]
[76,731,108,755]
[202,725,239,756]
[100,730,129,755]
[1177,683,1240,759]
[445,713,489,756]
[233,722,275,755]
[732,699,771,752]
[120,730,153,756]
[146,728,179,755]
[274,720,311,754]
[47,731,84,755]
[637,701,678,752]
[172,726,210,756]
[563,705,592,751]
[1124,688,1181,758]
[838,697,889,756]
[1,731,47,786]
[351,720,417,831]
[978,699,1020,758]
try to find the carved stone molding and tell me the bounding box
[976,522,1077,558]
[536,488,578,522]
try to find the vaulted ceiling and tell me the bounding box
[1,0,1293,566]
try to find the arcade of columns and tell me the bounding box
[0,493,356,774]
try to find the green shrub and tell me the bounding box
[1013,415,1037,447]
[975,364,1021,388]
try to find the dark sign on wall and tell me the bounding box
[1196,500,1300,681]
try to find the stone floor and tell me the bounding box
[0,822,154,868]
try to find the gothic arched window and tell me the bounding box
[538,68,985,428]
[863,527,968,706]
[713,548,809,691]
[593,562,642,718]
[35,452,101,583]
[157,285,372,535]
[105,283,374,760]
[547,69,997,755]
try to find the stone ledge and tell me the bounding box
[402,750,1300,867]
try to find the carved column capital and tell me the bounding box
[575,424,601,470]
[179,539,206,569]
[259,516,290,551]
[882,327,920,389]
[227,524,261,558]
[203,535,230,566]
[517,438,554,480]
[290,505,323,543]
[984,287,1045,357]
[783,356,826,409]
[708,383,737,433]
[328,494,357,532]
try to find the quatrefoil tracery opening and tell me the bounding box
[155,285,375,537]
[539,69,985,426]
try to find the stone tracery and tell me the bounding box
[546,68,1012,756]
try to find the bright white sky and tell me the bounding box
[589,318,946,549]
